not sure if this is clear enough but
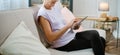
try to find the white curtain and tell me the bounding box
[0,0,29,11]
[0,0,10,10]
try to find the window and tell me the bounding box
[0,0,29,11]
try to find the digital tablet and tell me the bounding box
[77,16,88,25]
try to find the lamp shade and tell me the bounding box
[99,2,109,11]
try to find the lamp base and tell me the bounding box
[100,12,108,21]
[100,12,107,18]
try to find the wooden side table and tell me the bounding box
[95,17,119,48]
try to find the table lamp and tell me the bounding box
[99,2,109,18]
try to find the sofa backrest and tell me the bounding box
[0,8,39,46]
[30,5,51,47]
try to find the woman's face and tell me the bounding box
[45,0,57,8]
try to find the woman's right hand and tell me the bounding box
[66,19,78,28]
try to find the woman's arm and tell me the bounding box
[38,16,76,43]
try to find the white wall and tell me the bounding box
[108,0,117,16]
[73,0,117,17]
[73,0,99,17]
[118,0,120,18]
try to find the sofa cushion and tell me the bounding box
[0,8,39,46]
[0,21,50,55]
[48,48,93,55]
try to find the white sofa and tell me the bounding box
[0,6,106,55]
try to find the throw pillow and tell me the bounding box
[0,21,50,55]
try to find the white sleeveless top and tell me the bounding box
[37,5,76,48]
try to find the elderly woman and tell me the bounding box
[37,0,105,55]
